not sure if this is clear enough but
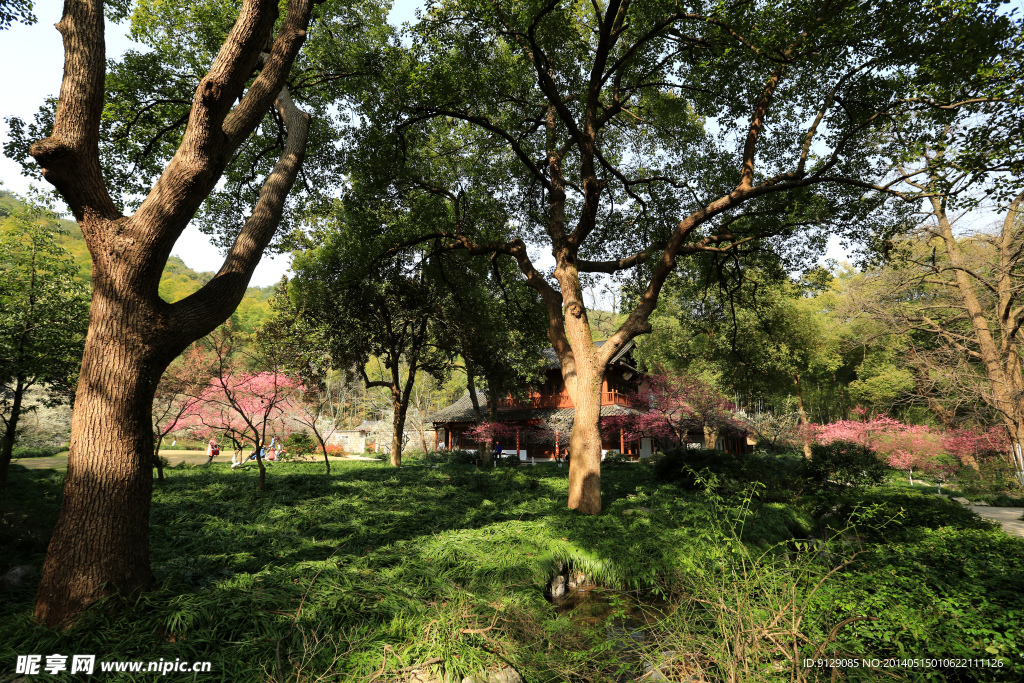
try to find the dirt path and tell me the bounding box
[968,506,1024,538]
[11,451,379,471]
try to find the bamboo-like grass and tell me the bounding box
[2,460,1022,682]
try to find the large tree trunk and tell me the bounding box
[566,366,603,514]
[794,373,812,459]
[390,397,407,467]
[703,425,719,451]
[0,375,26,487]
[34,310,167,627]
[28,0,314,627]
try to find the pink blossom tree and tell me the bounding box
[185,337,301,490]
[605,372,740,451]
[151,342,212,481]
[813,414,961,486]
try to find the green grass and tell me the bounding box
[2,461,1023,682]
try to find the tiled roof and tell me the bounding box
[426,392,637,425]
[541,339,636,369]
[426,340,640,424]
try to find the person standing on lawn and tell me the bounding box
[205,437,220,465]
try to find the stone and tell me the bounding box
[487,666,522,683]
[549,574,567,599]
[622,507,652,515]
[0,565,35,591]
[974,500,991,506]
[952,497,971,505]
[568,570,588,589]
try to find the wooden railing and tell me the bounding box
[496,390,630,410]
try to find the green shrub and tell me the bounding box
[601,451,630,468]
[956,458,1023,496]
[805,440,889,489]
[652,448,810,502]
[425,449,478,465]
[503,453,521,467]
[653,447,738,486]
[283,430,316,455]
[11,446,65,459]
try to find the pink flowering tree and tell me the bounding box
[885,448,921,486]
[465,420,523,453]
[186,368,301,490]
[918,453,960,493]
[605,372,740,451]
[151,342,212,480]
[813,415,954,485]
[941,428,1007,470]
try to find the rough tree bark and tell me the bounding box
[30,0,315,627]
[929,192,1024,471]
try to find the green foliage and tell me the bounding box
[806,441,891,489]
[654,448,810,503]
[0,0,34,30]
[956,459,1024,497]
[601,451,630,469]
[424,449,477,466]
[284,431,316,456]
[11,446,66,459]
[2,462,1023,681]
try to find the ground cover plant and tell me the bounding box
[2,459,1023,682]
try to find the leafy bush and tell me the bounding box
[961,492,1024,507]
[652,448,809,501]
[956,458,1023,496]
[653,448,743,486]
[11,446,66,459]
[424,449,478,465]
[601,451,630,468]
[284,430,316,455]
[503,453,521,467]
[805,440,889,489]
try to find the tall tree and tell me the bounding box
[637,265,846,456]
[0,197,89,485]
[366,0,1015,513]
[854,193,1024,477]
[296,239,451,467]
[23,0,325,626]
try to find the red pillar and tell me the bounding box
[620,429,624,453]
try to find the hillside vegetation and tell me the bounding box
[0,191,275,330]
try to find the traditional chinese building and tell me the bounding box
[427,340,656,460]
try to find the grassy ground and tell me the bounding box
[2,460,1023,682]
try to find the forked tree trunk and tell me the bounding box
[30,0,314,624]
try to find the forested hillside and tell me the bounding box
[0,191,275,330]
